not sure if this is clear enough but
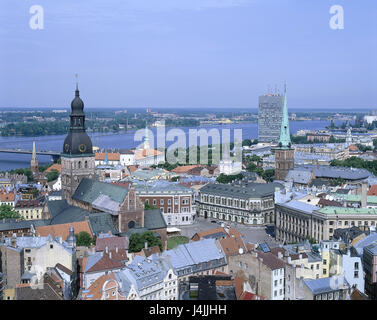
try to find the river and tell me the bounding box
[0,120,338,171]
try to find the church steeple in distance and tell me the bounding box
[273,83,294,181]
[278,84,292,148]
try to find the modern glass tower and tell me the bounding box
[258,93,284,143]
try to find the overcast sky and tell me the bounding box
[0,0,376,109]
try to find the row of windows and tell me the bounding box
[145,198,190,206]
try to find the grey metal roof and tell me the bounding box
[303,277,349,295]
[161,238,225,271]
[200,182,280,199]
[364,242,377,255]
[285,170,313,184]
[296,165,371,181]
[72,178,128,205]
[87,212,118,236]
[92,194,120,215]
[0,219,48,232]
[353,233,377,257]
[144,209,167,230]
[278,199,320,215]
[133,180,193,195]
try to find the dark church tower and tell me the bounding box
[274,86,294,181]
[61,81,95,203]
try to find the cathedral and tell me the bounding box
[61,83,96,203]
[44,83,167,245]
[274,87,295,181]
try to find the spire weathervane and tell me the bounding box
[75,73,79,91]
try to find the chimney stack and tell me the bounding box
[109,251,112,259]
[105,246,109,254]
[145,242,148,249]
[115,246,118,253]
[361,181,368,208]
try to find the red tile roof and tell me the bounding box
[368,185,377,196]
[36,221,92,240]
[95,153,120,161]
[96,236,128,252]
[44,164,62,173]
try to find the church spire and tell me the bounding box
[30,141,39,175]
[278,84,291,148]
[75,73,79,96]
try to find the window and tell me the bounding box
[316,264,319,270]
[328,292,333,300]
[153,200,157,205]
[160,199,164,205]
[274,280,278,287]
[279,289,283,295]
[354,271,359,278]
[323,259,327,265]
[274,290,277,297]
[50,244,53,249]
[323,269,327,275]
[355,262,359,270]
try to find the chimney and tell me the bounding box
[10,234,17,248]
[287,257,292,264]
[299,254,302,260]
[361,182,368,208]
[115,246,118,253]
[109,251,112,259]
[278,252,283,259]
[105,246,109,254]
[145,242,148,249]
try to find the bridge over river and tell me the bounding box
[0,148,60,162]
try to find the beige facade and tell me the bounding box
[61,155,95,202]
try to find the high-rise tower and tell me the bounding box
[258,92,284,143]
[274,86,294,181]
[61,80,95,202]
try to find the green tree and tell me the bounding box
[0,205,22,219]
[145,202,158,210]
[46,169,60,182]
[75,231,94,247]
[262,169,275,182]
[128,231,162,253]
[216,173,243,184]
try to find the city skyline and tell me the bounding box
[0,0,376,109]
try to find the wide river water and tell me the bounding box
[0,120,339,171]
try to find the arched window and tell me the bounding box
[78,161,81,169]
[85,161,88,168]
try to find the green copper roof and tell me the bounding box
[278,88,291,148]
[332,193,377,204]
[317,206,377,215]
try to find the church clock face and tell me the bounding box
[79,144,87,153]
[64,144,70,152]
